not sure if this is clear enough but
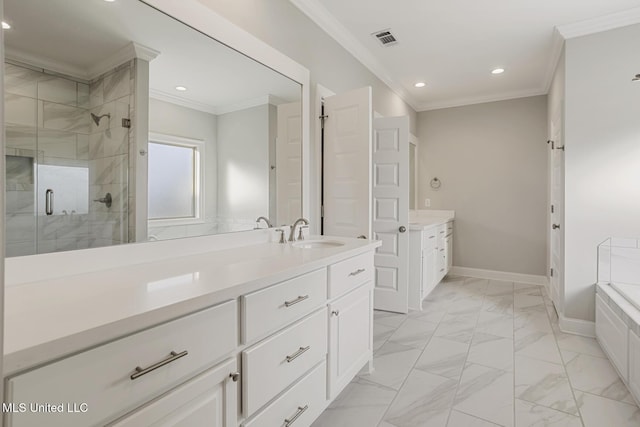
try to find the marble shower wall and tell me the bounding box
[88,60,134,248]
[4,61,133,256]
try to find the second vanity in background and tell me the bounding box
[408,210,455,310]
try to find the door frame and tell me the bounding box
[316,84,335,235]
[548,102,565,314]
[409,134,419,210]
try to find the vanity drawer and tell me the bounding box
[242,268,327,343]
[244,361,327,427]
[6,300,238,427]
[328,252,374,298]
[242,308,327,416]
[423,229,437,251]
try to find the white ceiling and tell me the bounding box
[4,0,301,112]
[292,0,640,111]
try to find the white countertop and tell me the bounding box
[409,217,454,231]
[4,236,380,375]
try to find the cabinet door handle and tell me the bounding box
[349,268,365,277]
[284,295,309,307]
[45,189,54,216]
[130,350,188,380]
[428,236,435,239]
[285,405,309,426]
[331,310,340,316]
[286,346,310,363]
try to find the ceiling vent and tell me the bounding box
[372,29,398,47]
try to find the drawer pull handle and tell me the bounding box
[130,350,188,380]
[428,236,435,239]
[349,268,365,277]
[285,295,309,307]
[285,405,309,426]
[286,346,310,363]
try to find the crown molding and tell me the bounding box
[149,91,284,116]
[416,87,547,112]
[5,48,89,82]
[88,42,160,80]
[289,0,419,111]
[542,28,565,93]
[149,88,219,115]
[557,7,640,39]
[6,42,160,82]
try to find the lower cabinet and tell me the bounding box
[422,248,438,298]
[328,282,373,399]
[629,330,640,401]
[109,358,238,427]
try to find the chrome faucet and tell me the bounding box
[289,218,309,242]
[255,216,273,228]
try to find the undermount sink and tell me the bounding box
[292,240,345,249]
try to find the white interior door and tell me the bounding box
[276,102,302,226]
[550,107,564,313]
[372,116,409,313]
[323,87,372,238]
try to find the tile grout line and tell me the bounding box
[541,287,586,427]
[443,276,489,427]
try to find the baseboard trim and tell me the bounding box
[559,314,596,338]
[450,266,548,286]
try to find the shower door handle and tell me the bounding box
[45,189,54,216]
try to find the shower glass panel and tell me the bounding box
[4,61,130,256]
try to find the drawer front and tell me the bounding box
[244,361,327,427]
[243,308,327,416]
[423,229,437,251]
[328,252,374,298]
[242,269,327,344]
[6,301,238,427]
[437,224,447,246]
[446,221,454,236]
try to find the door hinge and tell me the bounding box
[551,205,554,214]
[319,114,328,130]
[550,268,554,277]
[551,141,555,150]
[122,118,131,128]
[321,205,324,218]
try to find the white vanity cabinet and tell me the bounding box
[409,220,454,310]
[109,358,238,427]
[4,244,377,427]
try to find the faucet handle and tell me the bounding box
[298,225,308,241]
[275,229,286,244]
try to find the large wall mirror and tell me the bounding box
[3,0,304,257]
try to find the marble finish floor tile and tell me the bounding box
[515,329,563,364]
[468,333,514,372]
[515,355,578,415]
[383,369,458,427]
[311,376,396,427]
[313,276,639,427]
[360,342,421,390]
[453,363,514,427]
[388,318,438,349]
[415,337,469,379]
[564,351,635,403]
[447,410,502,426]
[514,399,582,427]
[575,391,640,427]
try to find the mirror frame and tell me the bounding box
[4,0,311,285]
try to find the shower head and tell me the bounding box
[91,113,111,126]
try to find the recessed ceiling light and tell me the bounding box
[414,82,426,88]
[175,86,187,91]
[2,22,11,30]
[492,68,505,75]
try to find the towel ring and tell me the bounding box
[430,177,441,190]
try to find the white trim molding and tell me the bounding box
[450,266,548,286]
[542,28,565,93]
[557,7,640,39]
[559,314,596,338]
[417,87,548,112]
[289,0,418,111]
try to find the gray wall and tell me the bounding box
[563,24,640,322]
[216,104,271,225]
[417,96,548,275]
